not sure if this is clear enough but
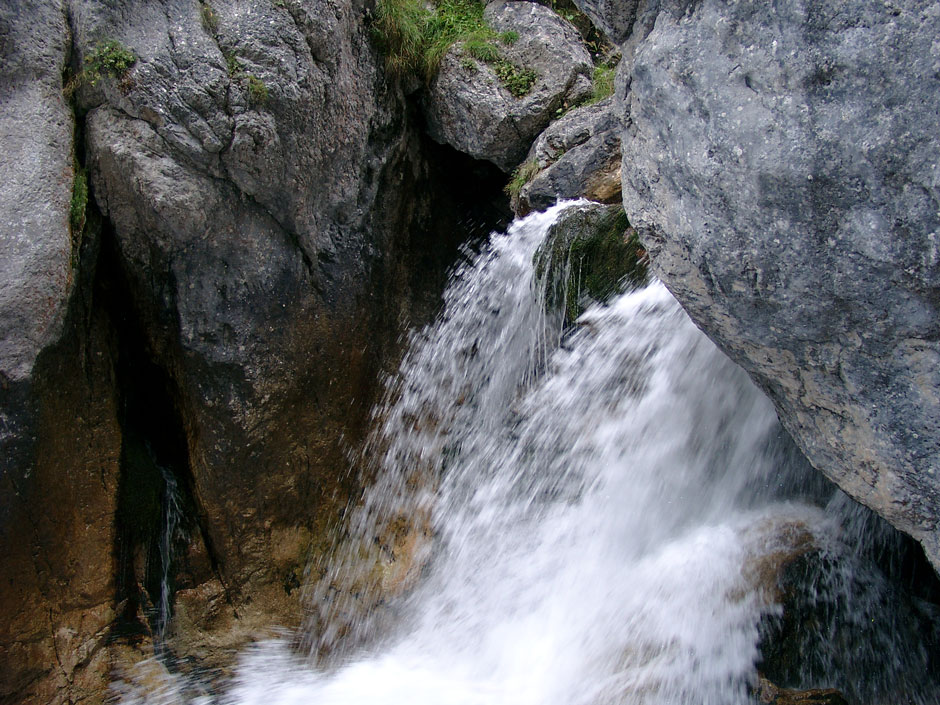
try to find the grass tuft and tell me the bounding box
[84,40,137,86]
[70,166,88,234]
[505,159,540,199]
[373,0,537,91]
[200,2,220,34]
[589,64,615,104]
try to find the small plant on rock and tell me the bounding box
[225,53,244,78]
[70,166,88,234]
[84,40,137,86]
[247,75,269,105]
[505,159,540,199]
[200,2,220,34]
[492,59,538,97]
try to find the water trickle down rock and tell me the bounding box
[534,202,647,325]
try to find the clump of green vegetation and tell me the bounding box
[505,158,540,199]
[200,2,220,33]
[464,36,500,63]
[247,74,268,105]
[70,165,88,234]
[372,0,536,92]
[84,40,137,86]
[225,52,243,77]
[589,63,615,103]
[222,51,270,108]
[492,59,537,97]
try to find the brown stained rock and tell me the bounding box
[584,160,622,204]
[756,676,848,705]
[0,291,123,705]
[67,0,475,684]
[738,518,817,605]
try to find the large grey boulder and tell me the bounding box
[620,0,940,569]
[1,0,475,701]
[422,0,593,171]
[0,0,73,383]
[73,0,434,668]
[515,97,622,214]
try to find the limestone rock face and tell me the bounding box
[1,0,478,701]
[422,0,592,171]
[74,0,450,664]
[619,0,940,568]
[0,2,125,703]
[0,0,74,384]
[515,98,622,215]
[570,0,640,45]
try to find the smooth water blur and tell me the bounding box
[117,202,939,704]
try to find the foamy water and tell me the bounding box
[117,202,939,705]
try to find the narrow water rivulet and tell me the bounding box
[122,203,939,704]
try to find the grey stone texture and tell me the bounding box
[619,0,940,569]
[0,0,73,383]
[515,97,622,214]
[422,0,593,171]
[571,0,641,45]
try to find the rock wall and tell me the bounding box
[584,0,940,569]
[0,0,493,702]
[0,1,123,702]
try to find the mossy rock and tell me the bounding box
[534,203,647,324]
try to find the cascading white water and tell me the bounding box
[118,202,939,705]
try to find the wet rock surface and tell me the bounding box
[755,677,848,705]
[0,1,124,702]
[422,0,593,171]
[619,0,940,570]
[535,202,647,324]
[0,0,504,701]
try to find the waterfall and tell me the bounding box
[116,202,939,704]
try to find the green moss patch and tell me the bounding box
[535,204,648,324]
[70,165,88,235]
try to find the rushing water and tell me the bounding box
[118,202,939,704]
